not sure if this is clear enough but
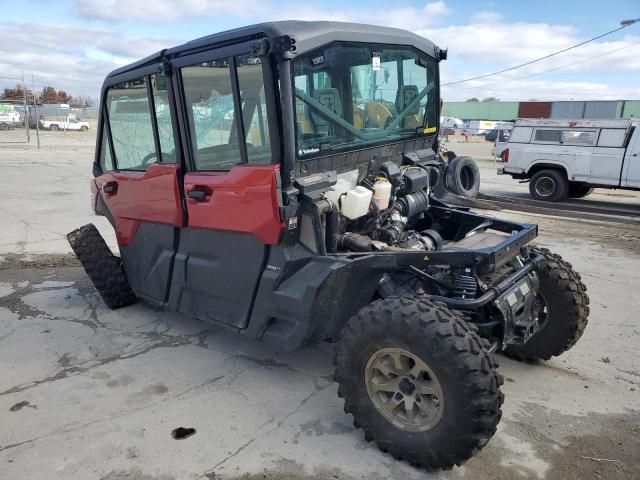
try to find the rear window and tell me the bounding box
[498,129,511,142]
[534,129,562,143]
[509,126,533,143]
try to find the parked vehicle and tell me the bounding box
[67,21,589,471]
[466,120,513,135]
[440,115,464,129]
[40,114,90,131]
[499,118,640,201]
[0,110,21,130]
[491,128,512,157]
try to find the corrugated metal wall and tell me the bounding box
[441,101,519,121]
[442,100,640,121]
[621,101,640,118]
[518,102,551,118]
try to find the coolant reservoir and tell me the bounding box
[341,186,373,220]
[373,178,392,210]
[323,169,358,205]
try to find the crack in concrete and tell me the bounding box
[0,329,213,397]
[201,382,334,478]
[0,374,230,454]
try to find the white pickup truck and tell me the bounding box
[40,115,90,132]
[498,118,640,201]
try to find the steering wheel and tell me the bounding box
[140,151,176,166]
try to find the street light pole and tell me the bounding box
[620,18,640,27]
[22,71,30,143]
[32,74,40,149]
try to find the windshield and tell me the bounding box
[292,42,438,159]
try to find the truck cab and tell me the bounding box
[499,118,640,201]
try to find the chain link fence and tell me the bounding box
[0,103,98,151]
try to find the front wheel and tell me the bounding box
[334,296,503,470]
[504,247,589,361]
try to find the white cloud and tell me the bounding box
[75,0,265,21]
[0,23,177,97]
[470,11,503,24]
[74,0,449,29]
[442,78,640,101]
[3,3,639,102]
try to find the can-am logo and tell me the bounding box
[312,55,324,65]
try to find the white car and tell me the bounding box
[498,118,640,201]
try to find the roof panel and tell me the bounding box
[106,21,440,79]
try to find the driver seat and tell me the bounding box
[311,88,343,135]
[395,85,421,129]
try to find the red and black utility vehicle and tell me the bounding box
[68,21,589,470]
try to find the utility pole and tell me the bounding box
[22,72,30,143]
[32,75,40,149]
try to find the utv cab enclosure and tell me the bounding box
[68,21,589,471]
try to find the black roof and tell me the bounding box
[107,21,440,79]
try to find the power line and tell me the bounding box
[442,22,638,86]
[442,40,640,93]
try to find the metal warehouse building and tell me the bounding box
[442,100,640,121]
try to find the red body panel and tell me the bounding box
[183,164,284,245]
[95,164,184,246]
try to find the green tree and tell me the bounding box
[465,97,479,102]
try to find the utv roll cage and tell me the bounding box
[97,21,447,189]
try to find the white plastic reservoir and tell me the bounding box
[341,186,373,220]
[323,169,358,205]
[373,179,392,210]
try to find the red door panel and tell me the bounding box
[95,164,184,246]
[183,164,284,245]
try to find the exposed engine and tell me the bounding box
[323,161,443,253]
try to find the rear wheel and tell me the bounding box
[80,125,88,131]
[0,123,8,131]
[568,183,593,199]
[504,247,589,361]
[50,124,60,131]
[67,224,137,309]
[529,169,568,202]
[335,296,503,470]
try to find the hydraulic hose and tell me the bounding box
[320,200,340,253]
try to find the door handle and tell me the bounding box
[187,186,212,201]
[103,181,118,195]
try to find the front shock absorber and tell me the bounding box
[452,267,478,299]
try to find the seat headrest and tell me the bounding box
[396,85,420,115]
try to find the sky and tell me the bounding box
[0,0,639,102]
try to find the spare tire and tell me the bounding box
[446,156,480,198]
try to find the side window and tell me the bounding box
[182,59,241,170]
[562,130,596,146]
[106,77,157,170]
[237,55,271,164]
[150,72,176,161]
[598,128,627,147]
[99,124,114,172]
[534,129,562,143]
